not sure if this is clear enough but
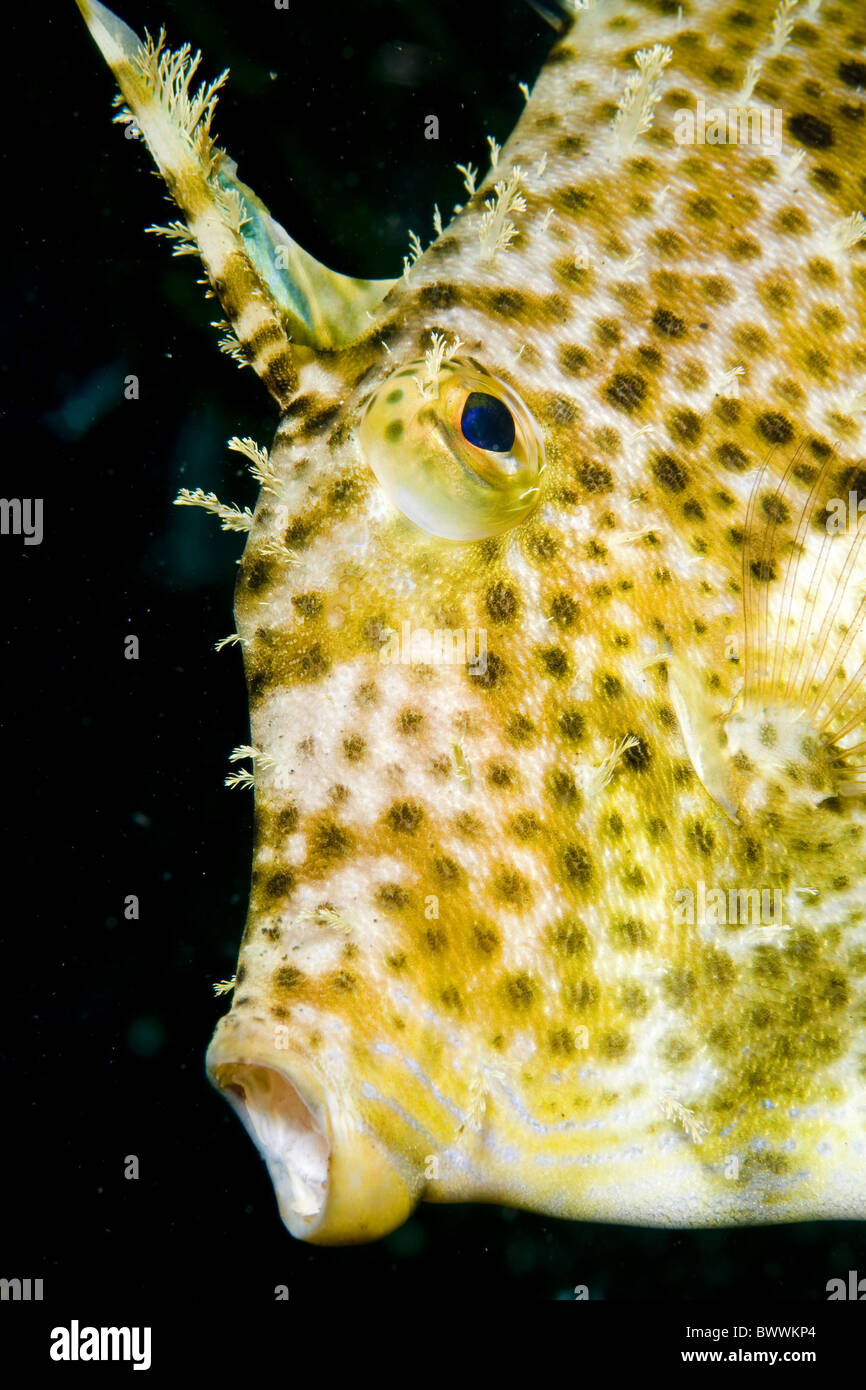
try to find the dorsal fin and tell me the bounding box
[214,158,395,350]
[76,0,298,403]
[76,0,398,401]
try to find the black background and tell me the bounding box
[3,0,865,1330]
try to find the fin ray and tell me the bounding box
[732,450,866,803]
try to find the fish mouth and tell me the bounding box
[210,1060,330,1237]
[206,1026,419,1243]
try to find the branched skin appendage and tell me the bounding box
[827,211,866,257]
[227,437,281,494]
[174,488,252,532]
[660,1092,709,1144]
[77,0,866,1244]
[418,332,464,399]
[578,735,641,803]
[612,43,673,152]
[478,168,527,263]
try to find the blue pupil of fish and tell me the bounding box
[460,392,516,453]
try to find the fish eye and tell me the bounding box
[460,392,516,453]
[359,357,544,541]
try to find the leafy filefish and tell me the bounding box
[76,0,866,1244]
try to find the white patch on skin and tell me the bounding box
[502,534,547,639]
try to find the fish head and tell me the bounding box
[77,0,866,1245]
[203,178,606,1243]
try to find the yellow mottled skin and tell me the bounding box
[78,0,866,1243]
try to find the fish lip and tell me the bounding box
[206,1021,422,1243]
[206,1041,331,1240]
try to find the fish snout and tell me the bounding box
[206,1026,418,1243]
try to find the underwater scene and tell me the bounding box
[5,0,866,1362]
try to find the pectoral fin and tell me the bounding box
[665,651,740,824]
[726,458,866,819]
